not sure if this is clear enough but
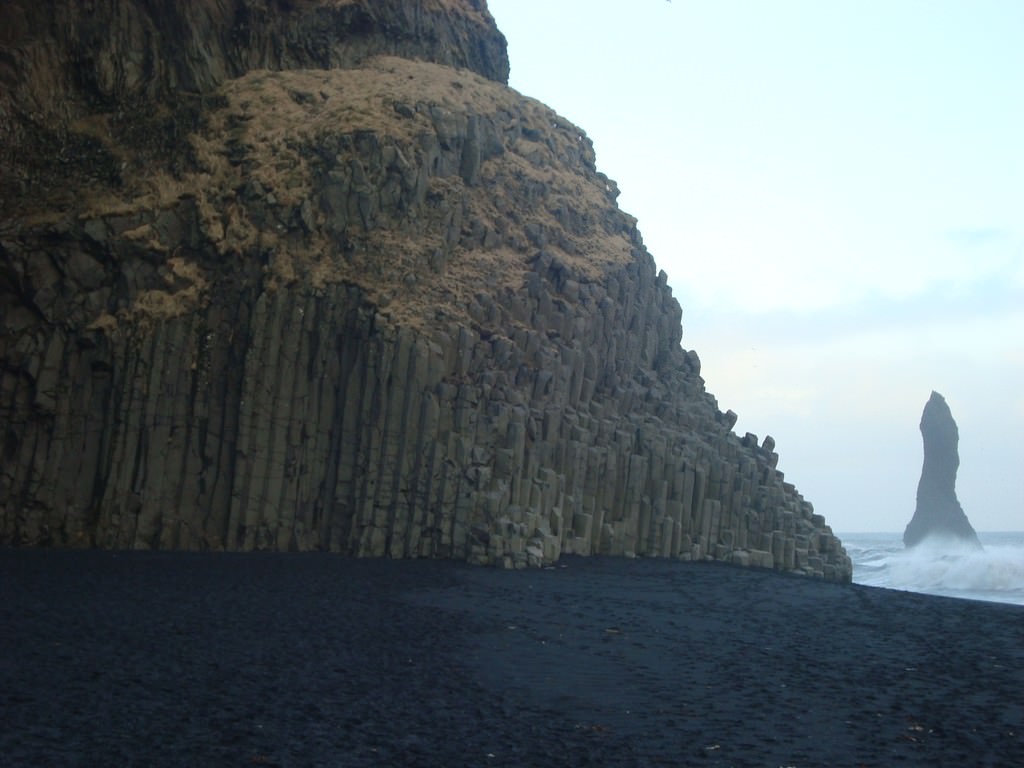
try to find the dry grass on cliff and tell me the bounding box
[189,58,634,318]
[45,55,639,330]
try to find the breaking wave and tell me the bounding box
[843,532,1024,606]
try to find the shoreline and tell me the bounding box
[3,551,1022,766]
[843,530,1024,607]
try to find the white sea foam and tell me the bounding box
[842,532,1024,606]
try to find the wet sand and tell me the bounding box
[2,551,1022,766]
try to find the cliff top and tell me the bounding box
[1,0,509,185]
[6,53,637,332]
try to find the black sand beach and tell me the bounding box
[2,552,1022,767]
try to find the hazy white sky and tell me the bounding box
[487,0,1023,532]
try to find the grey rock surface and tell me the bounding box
[0,1,851,581]
[903,391,981,548]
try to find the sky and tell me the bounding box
[487,0,1024,532]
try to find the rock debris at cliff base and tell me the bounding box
[0,0,851,581]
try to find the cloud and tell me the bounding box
[947,227,1010,247]
[679,273,1023,353]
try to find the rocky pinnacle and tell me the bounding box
[903,391,981,548]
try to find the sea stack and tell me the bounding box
[903,392,981,548]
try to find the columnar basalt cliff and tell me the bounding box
[0,1,851,581]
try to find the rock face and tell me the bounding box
[0,1,851,581]
[903,392,980,548]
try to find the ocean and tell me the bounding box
[842,531,1024,607]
